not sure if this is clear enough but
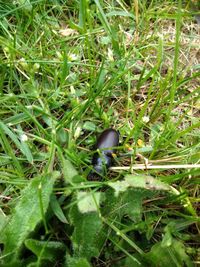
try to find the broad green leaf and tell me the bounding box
[66,256,91,267]
[102,188,152,222]
[25,239,66,262]
[77,191,102,213]
[124,256,143,267]
[121,189,147,222]
[146,239,194,267]
[108,180,129,197]
[50,194,68,224]
[69,204,105,260]
[82,121,96,131]
[62,159,78,184]
[1,171,60,263]
[125,174,170,191]
[108,175,170,197]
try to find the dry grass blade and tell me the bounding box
[110,164,200,171]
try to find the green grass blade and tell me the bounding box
[94,0,120,55]
[0,121,33,164]
[167,0,182,118]
[0,123,23,175]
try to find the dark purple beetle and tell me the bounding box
[88,128,119,180]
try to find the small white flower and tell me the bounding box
[107,48,114,61]
[52,129,56,135]
[142,116,150,123]
[26,105,33,109]
[70,85,75,94]
[68,53,78,61]
[19,58,28,69]
[3,47,9,53]
[33,63,40,71]
[20,134,28,142]
[74,125,82,139]
[56,51,62,60]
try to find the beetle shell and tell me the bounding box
[88,128,119,180]
[94,128,119,153]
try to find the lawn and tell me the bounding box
[0,0,200,266]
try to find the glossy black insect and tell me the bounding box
[88,128,119,180]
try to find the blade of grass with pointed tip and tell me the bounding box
[0,122,23,175]
[50,194,68,224]
[167,0,182,119]
[0,121,33,164]
[94,0,120,55]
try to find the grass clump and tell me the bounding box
[0,0,199,266]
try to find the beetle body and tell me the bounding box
[88,128,119,180]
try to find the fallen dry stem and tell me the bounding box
[110,164,200,171]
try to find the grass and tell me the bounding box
[0,0,200,266]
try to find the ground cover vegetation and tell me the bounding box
[0,0,199,266]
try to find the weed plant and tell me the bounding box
[0,0,199,266]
